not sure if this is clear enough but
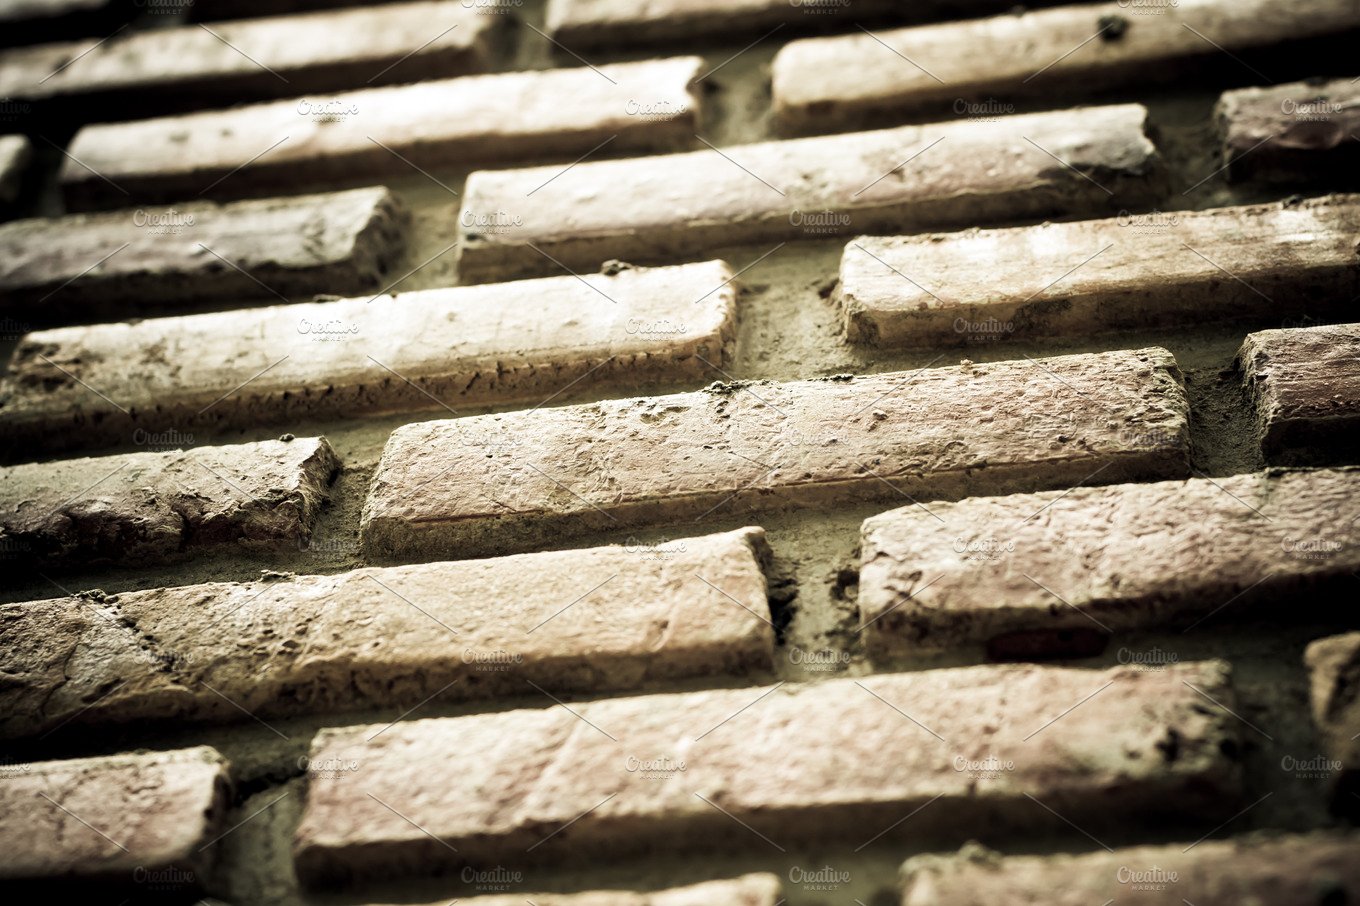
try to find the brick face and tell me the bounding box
[1216,76,1360,185]
[0,134,31,205]
[1305,631,1360,814]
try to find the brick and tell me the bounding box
[1237,323,1360,466]
[0,527,773,740]
[362,347,1189,561]
[1217,76,1360,186]
[772,0,1360,133]
[368,875,783,906]
[0,186,408,325]
[0,436,339,566]
[898,832,1360,906]
[0,134,32,206]
[837,194,1360,348]
[859,468,1360,660]
[457,103,1161,282]
[1305,632,1360,815]
[0,260,737,457]
[59,57,704,208]
[293,660,1242,885]
[0,746,229,889]
[0,1,497,119]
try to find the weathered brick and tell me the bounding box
[59,57,704,208]
[0,134,32,206]
[367,875,783,906]
[0,260,737,456]
[772,0,1360,133]
[899,832,1360,905]
[293,660,1242,885]
[859,468,1360,659]
[1217,76,1360,185]
[0,186,408,325]
[837,194,1360,348]
[362,347,1189,561]
[0,746,229,889]
[1237,323,1360,466]
[0,436,339,566]
[0,527,774,739]
[458,103,1161,281]
[1305,631,1360,815]
[0,1,497,118]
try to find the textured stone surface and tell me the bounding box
[370,875,784,906]
[0,746,229,888]
[838,194,1360,347]
[0,437,339,565]
[899,833,1360,906]
[362,347,1190,561]
[0,134,31,205]
[293,661,1243,885]
[1305,632,1360,814]
[458,103,1161,281]
[60,57,704,207]
[545,0,899,48]
[0,260,737,456]
[0,1,497,115]
[0,527,774,739]
[1237,323,1360,466]
[1217,76,1360,185]
[0,186,408,324]
[773,0,1360,132]
[859,468,1360,658]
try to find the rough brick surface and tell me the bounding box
[0,260,738,456]
[458,103,1161,281]
[60,57,704,208]
[0,1,498,116]
[859,468,1360,659]
[0,134,31,205]
[545,0,898,48]
[0,527,774,739]
[899,833,1360,906]
[0,437,339,565]
[293,661,1243,885]
[0,746,229,888]
[772,0,1360,132]
[838,195,1360,348]
[362,347,1190,561]
[0,186,408,325]
[1237,323,1360,466]
[1217,76,1360,185]
[370,875,783,906]
[1305,632,1360,812]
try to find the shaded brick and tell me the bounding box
[899,832,1360,905]
[457,103,1161,282]
[772,0,1360,133]
[367,875,783,906]
[0,436,339,566]
[0,260,737,456]
[1217,76,1360,186]
[0,0,123,48]
[59,57,704,208]
[1237,323,1360,466]
[859,468,1360,658]
[293,660,1243,885]
[362,347,1189,561]
[0,527,774,739]
[1305,631,1360,817]
[0,134,32,206]
[837,194,1360,348]
[0,185,408,325]
[0,746,229,889]
[0,1,498,118]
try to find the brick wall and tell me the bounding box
[1,0,1359,902]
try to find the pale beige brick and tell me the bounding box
[59,57,703,208]
[0,436,339,566]
[1216,76,1360,185]
[899,833,1360,906]
[293,660,1243,885]
[362,347,1189,561]
[0,746,229,888]
[772,0,1360,133]
[1237,323,1360,466]
[837,195,1360,347]
[1305,631,1360,814]
[0,134,31,206]
[369,875,783,906]
[859,468,1360,659]
[0,2,498,116]
[0,186,408,325]
[457,103,1161,282]
[0,260,737,456]
[0,527,773,739]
